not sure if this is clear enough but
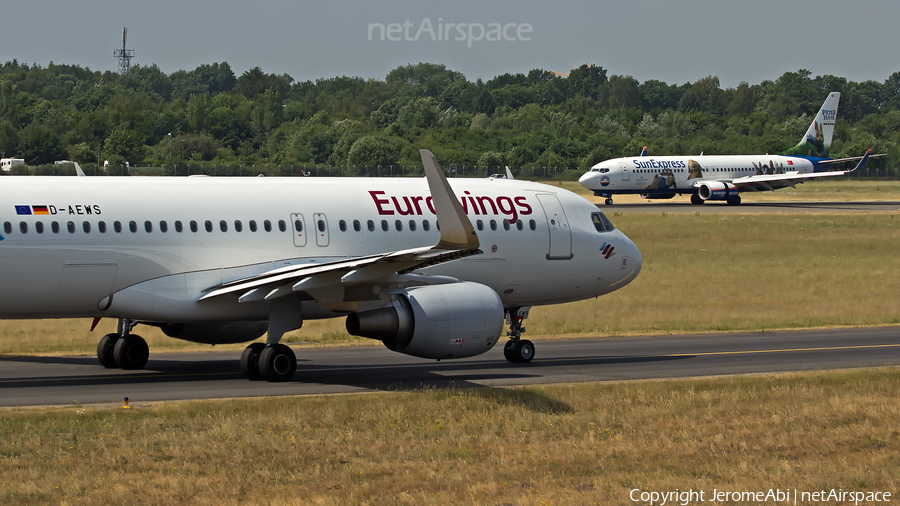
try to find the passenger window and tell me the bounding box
[69,221,77,234]
[436,221,440,231]
[249,220,257,232]
[19,222,28,234]
[503,220,510,231]
[381,220,388,232]
[318,220,326,232]
[144,221,153,233]
[490,219,497,231]
[98,221,106,233]
[160,221,168,233]
[219,220,228,232]
[516,220,523,231]
[3,222,11,235]
[264,220,272,232]
[175,221,183,233]
[395,219,402,231]
[83,221,91,233]
[529,219,536,231]
[234,220,242,232]
[129,221,137,233]
[367,220,375,232]
[423,220,430,231]
[339,220,347,232]
[190,221,198,233]
[111,221,119,233]
[36,222,45,234]
[476,219,484,231]
[294,220,303,232]
[205,220,213,232]
[353,220,361,232]
[278,220,286,232]
[409,220,416,231]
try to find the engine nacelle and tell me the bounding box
[160,321,268,344]
[698,181,738,201]
[345,282,504,360]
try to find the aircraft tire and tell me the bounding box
[503,340,516,362]
[511,340,535,363]
[690,194,704,205]
[727,195,741,205]
[97,333,119,368]
[113,334,149,370]
[605,198,613,205]
[259,344,296,382]
[240,343,266,380]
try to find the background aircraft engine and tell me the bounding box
[161,321,268,344]
[698,181,738,200]
[346,282,504,360]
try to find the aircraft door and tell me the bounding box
[313,213,329,247]
[291,213,307,247]
[620,161,629,181]
[536,194,573,260]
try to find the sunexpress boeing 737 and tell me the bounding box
[0,150,641,382]
[580,92,875,205]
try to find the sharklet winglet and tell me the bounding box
[419,149,479,251]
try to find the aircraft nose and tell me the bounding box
[615,233,642,287]
[578,171,593,185]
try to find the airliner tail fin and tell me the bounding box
[781,92,840,158]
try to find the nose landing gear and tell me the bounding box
[503,307,535,363]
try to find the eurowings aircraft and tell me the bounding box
[0,150,642,382]
[580,92,876,205]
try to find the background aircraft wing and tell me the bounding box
[198,150,480,303]
[726,150,873,192]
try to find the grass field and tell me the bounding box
[1,369,898,505]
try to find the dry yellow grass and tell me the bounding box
[1,368,898,505]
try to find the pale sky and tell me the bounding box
[3,0,898,88]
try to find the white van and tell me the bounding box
[1,158,25,172]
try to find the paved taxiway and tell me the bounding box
[599,200,900,213]
[1,326,897,407]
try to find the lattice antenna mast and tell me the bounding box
[113,27,135,74]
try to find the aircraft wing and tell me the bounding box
[198,149,480,303]
[720,149,872,192]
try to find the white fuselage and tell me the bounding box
[580,154,816,197]
[0,176,641,322]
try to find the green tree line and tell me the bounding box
[1,60,898,173]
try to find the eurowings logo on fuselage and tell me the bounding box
[600,242,615,259]
[369,190,534,223]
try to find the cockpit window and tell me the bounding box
[591,212,615,233]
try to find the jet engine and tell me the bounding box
[160,321,268,344]
[697,181,738,201]
[346,282,504,360]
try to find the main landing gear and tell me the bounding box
[604,198,614,206]
[503,307,535,363]
[690,194,704,205]
[97,318,149,370]
[240,342,297,382]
